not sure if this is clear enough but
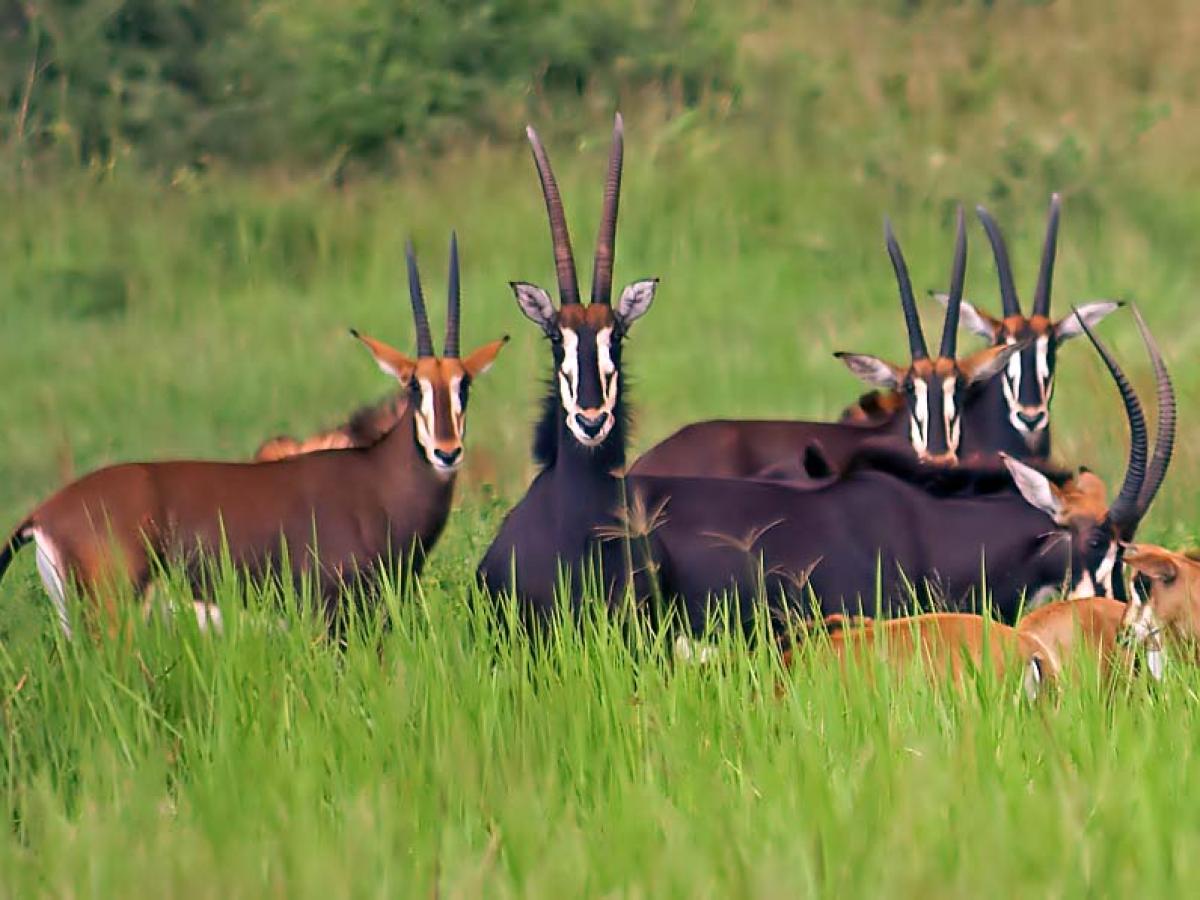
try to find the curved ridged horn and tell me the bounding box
[444,231,461,358]
[884,218,928,360]
[406,240,435,358]
[1131,304,1175,519]
[939,205,967,359]
[1031,193,1061,318]
[976,205,1022,318]
[591,112,624,305]
[526,124,580,305]
[1073,307,1147,534]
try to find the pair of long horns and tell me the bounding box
[885,206,967,362]
[1074,304,1175,534]
[526,113,624,305]
[977,193,1061,319]
[405,234,462,358]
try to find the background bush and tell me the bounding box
[0,0,733,171]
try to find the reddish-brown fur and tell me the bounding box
[1016,597,1134,677]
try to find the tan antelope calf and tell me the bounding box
[0,236,507,636]
[1121,544,1200,660]
[782,613,1057,698]
[1014,596,1160,679]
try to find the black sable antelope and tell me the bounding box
[620,304,1173,631]
[630,210,1023,480]
[477,115,658,617]
[923,194,1120,457]
[0,237,507,635]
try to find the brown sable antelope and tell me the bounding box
[805,614,1057,697]
[254,393,408,462]
[916,194,1120,458]
[629,209,1024,480]
[0,236,507,636]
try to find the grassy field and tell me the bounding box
[4,1,1200,895]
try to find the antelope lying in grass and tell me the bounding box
[0,237,507,635]
[630,210,1025,479]
[785,613,1057,697]
[782,595,1157,696]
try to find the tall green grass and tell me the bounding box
[4,1,1200,893]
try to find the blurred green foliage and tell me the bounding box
[0,0,733,170]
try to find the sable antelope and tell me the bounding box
[0,237,507,635]
[629,210,1024,480]
[476,114,659,617]
[615,303,1174,633]
[255,394,408,461]
[918,195,1120,457]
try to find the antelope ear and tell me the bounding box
[930,292,1000,339]
[462,336,510,378]
[510,282,557,332]
[351,329,417,384]
[615,279,658,331]
[1055,301,1122,341]
[1002,454,1066,523]
[834,352,903,390]
[961,342,1023,385]
[1123,545,1179,581]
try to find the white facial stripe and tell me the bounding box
[560,328,580,401]
[910,380,929,454]
[597,327,617,405]
[942,378,960,455]
[449,375,464,435]
[1035,336,1051,389]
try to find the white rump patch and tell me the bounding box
[31,528,72,639]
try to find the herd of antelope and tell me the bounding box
[2,114,1195,695]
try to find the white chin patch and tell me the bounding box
[565,415,616,448]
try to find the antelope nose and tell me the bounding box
[433,447,462,467]
[575,411,609,438]
[1017,409,1045,429]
